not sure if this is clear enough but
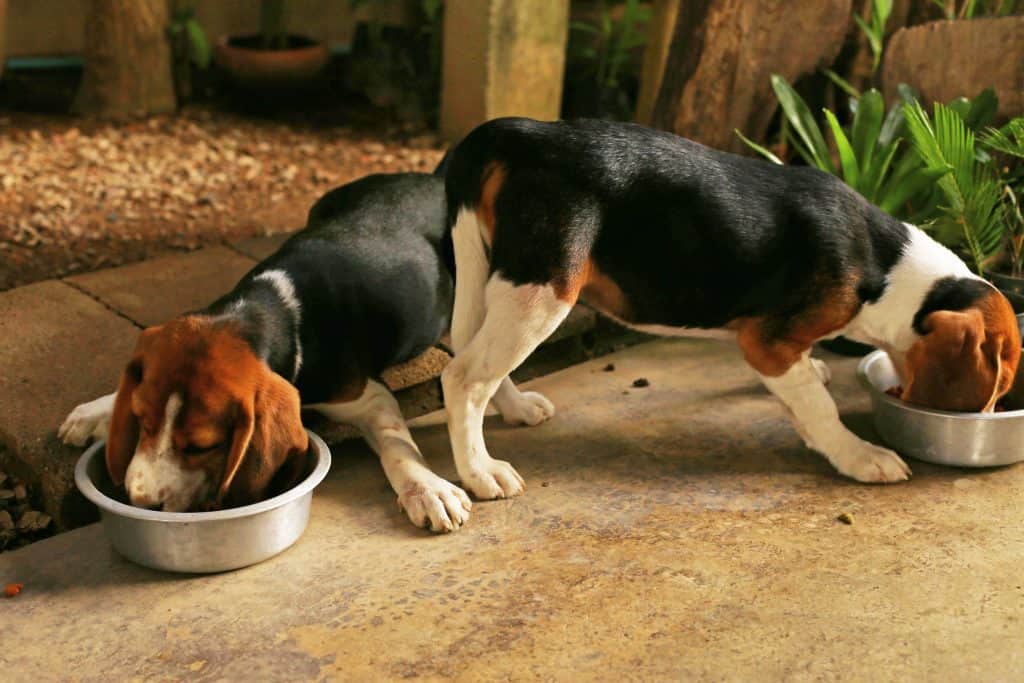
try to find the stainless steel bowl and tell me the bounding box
[858,350,1024,467]
[75,431,331,573]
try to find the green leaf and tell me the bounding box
[851,89,884,173]
[878,103,906,146]
[852,15,882,70]
[185,19,210,69]
[864,139,900,202]
[965,87,998,130]
[981,118,1024,159]
[896,83,919,105]
[735,129,784,165]
[771,74,834,173]
[947,97,971,123]
[821,68,860,99]
[903,100,1005,274]
[570,20,600,33]
[879,165,951,216]
[824,109,860,188]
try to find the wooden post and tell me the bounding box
[74,0,176,118]
[635,0,680,125]
[440,0,569,143]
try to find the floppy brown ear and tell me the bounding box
[105,361,141,486]
[218,369,308,505]
[902,309,1004,412]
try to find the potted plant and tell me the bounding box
[903,104,1024,333]
[214,0,329,88]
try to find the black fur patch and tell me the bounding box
[205,173,452,404]
[445,117,910,330]
[912,276,992,334]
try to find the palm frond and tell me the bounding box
[903,101,1005,274]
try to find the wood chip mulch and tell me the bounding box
[0,468,54,553]
[0,106,446,290]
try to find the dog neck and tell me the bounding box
[843,224,979,354]
[204,271,304,383]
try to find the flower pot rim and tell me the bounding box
[217,33,326,54]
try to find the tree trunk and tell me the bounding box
[650,0,852,154]
[74,0,176,118]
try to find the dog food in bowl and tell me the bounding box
[74,430,331,573]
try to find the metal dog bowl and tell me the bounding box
[858,350,1024,467]
[75,430,331,573]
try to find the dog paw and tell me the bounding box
[58,395,115,446]
[460,458,525,500]
[832,440,911,483]
[810,358,832,384]
[398,475,472,533]
[497,390,555,427]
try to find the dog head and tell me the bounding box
[901,288,1020,412]
[106,317,308,511]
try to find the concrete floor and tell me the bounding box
[4,338,1023,681]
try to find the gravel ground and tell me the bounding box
[0,467,53,553]
[0,106,446,290]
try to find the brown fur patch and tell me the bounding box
[735,279,863,377]
[475,162,506,246]
[106,315,307,507]
[573,259,631,313]
[903,287,1021,411]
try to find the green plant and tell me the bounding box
[168,5,210,68]
[737,76,948,221]
[568,0,651,119]
[260,0,288,50]
[168,3,210,101]
[853,0,892,73]
[928,0,1022,19]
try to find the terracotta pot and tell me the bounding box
[214,34,328,87]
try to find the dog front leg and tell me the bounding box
[759,355,911,483]
[59,392,116,446]
[310,380,471,532]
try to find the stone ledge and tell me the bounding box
[0,280,139,529]
[65,247,257,328]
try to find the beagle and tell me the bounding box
[438,117,1020,500]
[60,172,549,531]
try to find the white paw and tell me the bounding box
[460,458,525,500]
[398,475,472,533]
[831,439,911,483]
[58,395,115,446]
[497,390,555,427]
[811,358,832,384]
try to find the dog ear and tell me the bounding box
[902,309,1010,412]
[105,359,142,486]
[218,368,308,505]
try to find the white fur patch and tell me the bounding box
[124,393,209,511]
[843,224,978,353]
[442,274,571,500]
[254,269,304,382]
[309,380,472,533]
[59,392,116,446]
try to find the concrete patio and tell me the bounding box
[4,338,1022,680]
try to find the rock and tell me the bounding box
[16,510,51,533]
[883,17,1024,119]
[0,510,12,531]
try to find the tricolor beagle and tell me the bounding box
[60,172,549,531]
[438,117,1020,499]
